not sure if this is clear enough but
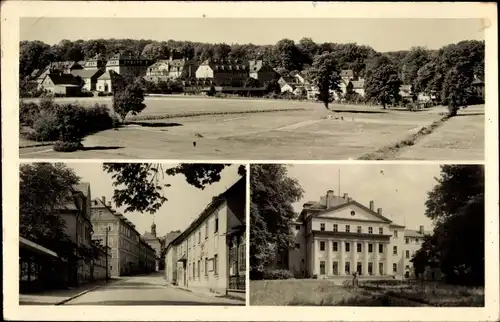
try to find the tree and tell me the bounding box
[112,79,147,122]
[19,163,80,256]
[250,164,304,276]
[441,64,474,116]
[207,85,217,97]
[365,56,402,109]
[308,52,341,110]
[297,37,318,65]
[273,39,301,71]
[401,47,432,86]
[102,163,246,214]
[423,165,484,286]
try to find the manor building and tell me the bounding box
[277,190,426,279]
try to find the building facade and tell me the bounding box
[142,222,162,271]
[195,59,249,87]
[105,52,153,77]
[164,177,246,295]
[139,238,156,273]
[144,57,198,82]
[279,190,427,280]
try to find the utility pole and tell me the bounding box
[105,226,110,283]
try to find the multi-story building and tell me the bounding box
[248,60,279,84]
[105,52,154,77]
[59,182,93,286]
[195,58,249,87]
[139,237,156,273]
[164,177,246,296]
[84,54,107,72]
[90,196,142,276]
[90,243,111,281]
[144,56,198,82]
[142,222,162,271]
[278,190,428,280]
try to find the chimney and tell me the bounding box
[377,208,382,215]
[419,225,425,234]
[108,201,112,208]
[326,190,334,209]
[343,193,348,199]
[369,200,374,211]
[102,196,106,206]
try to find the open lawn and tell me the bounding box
[249,279,484,306]
[19,97,484,160]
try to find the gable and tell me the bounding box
[315,202,391,223]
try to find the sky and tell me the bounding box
[20,18,485,52]
[286,164,443,232]
[66,163,242,237]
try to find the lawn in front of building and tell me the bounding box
[249,279,485,306]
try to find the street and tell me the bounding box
[63,273,244,306]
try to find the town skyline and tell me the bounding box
[66,163,242,237]
[287,164,440,232]
[20,18,484,53]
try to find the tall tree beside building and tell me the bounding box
[400,47,433,86]
[365,55,402,109]
[419,165,485,286]
[112,77,147,122]
[249,164,304,276]
[440,64,474,116]
[273,39,301,72]
[308,52,342,110]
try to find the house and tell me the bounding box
[142,222,163,271]
[71,69,104,92]
[105,52,154,77]
[139,238,156,274]
[58,182,94,286]
[84,54,107,72]
[275,190,430,280]
[399,84,414,102]
[96,70,121,93]
[37,72,83,96]
[340,69,356,81]
[90,243,111,281]
[351,79,366,97]
[195,58,249,87]
[249,60,279,84]
[164,177,246,296]
[91,196,145,276]
[144,57,198,83]
[471,76,485,101]
[277,76,297,94]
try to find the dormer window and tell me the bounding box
[333,224,338,232]
[320,223,325,231]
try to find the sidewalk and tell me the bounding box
[19,278,119,305]
[168,283,245,303]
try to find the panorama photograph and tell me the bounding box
[19,18,485,160]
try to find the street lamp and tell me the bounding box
[105,225,111,282]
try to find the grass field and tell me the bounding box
[249,279,485,306]
[18,97,484,160]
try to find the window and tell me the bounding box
[333,242,338,251]
[406,250,410,258]
[345,242,350,252]
[345,261,351,274]
[405,265,410,269]
[379,263,384,275]
[205,223,208,239]
[320,241,325,251]
[368,227,373,234]
[350,211,355,216]
[416,238,419,243]
[379,244,384,253]
[368,243,373,253]
[393,246,397,255]
[357,226,362,233]
[215,216,219,233]
[320,223,325,231]
[320,261,326,275]
[295,225,301,231]
[295,243,300,249]
[214,255,218,275]
[301,259,305,263]
[345,225,350,233]
[197,260,200,277]
[394,230,398,238]
[333,224,338,232]
[406,238,409,244]
[357,243,362,253]
[205,258,208,276]
[239,243,246,271]
[393,263,397,272]
[368,262,373,275]
[333,261,339,275]
[379,227,383,235]
[198,231,201,244]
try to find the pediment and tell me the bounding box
[314,202,391,223]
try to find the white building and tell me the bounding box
[164,177,246,296]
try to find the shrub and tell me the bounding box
[52,103,88,142]
[19,101,41,127]
[32,111,60,141]
[262,269,294,280]
[39,95,57,112]
[53,140,83,152]
[84,104,114,133]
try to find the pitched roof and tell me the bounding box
[73,182,90,198]
[472,77,484,85]
[201,58,248,72]
[341,69,354,78]
[400,84,412,91]
[71,69,103,79]
[404,229,426,238]
[98,71,121,81]
[47,73,82,86]
[249,60,264,72]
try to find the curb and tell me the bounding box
[55,280,117,305]
[19,142,55,149]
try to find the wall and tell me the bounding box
[288,222,306,277]
[196,65,214,79]
[97,79,112,92]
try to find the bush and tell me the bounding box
[32,111,60,141]
[52,103,88,142]
[39,95,57,112]
[19,101,41,127]
[53,140,83,152]
[84,104,114,133]
[262,269,294,280]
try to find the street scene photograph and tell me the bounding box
[249,163,484,306]
[19,162,246,306]
[18,17,485,160]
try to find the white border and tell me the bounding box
[2,1,499,321]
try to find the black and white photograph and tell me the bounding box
[249,164,485,307]
[19,162,246,306]
[18,17,485,160]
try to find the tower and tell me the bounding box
[151,221,156,237]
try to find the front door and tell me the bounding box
[379,263,384,275]
[332,261,338,275]
[357,262,362,275]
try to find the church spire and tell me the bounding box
[151,221,157,237]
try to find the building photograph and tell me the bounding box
[249,163,485,306]
[18,162,245,306]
